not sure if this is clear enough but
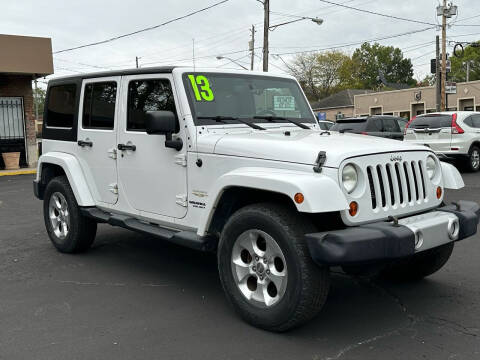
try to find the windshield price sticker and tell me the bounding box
[188,75,214,102]
[274,96,295,111]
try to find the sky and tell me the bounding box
[2,0,479,87]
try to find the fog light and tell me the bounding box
[294,193,304,204]
[349,201,358,217]
[447,218,459,240]
[436,186,442,199]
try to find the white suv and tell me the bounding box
[404,111,480,172]
[33,67,479,331]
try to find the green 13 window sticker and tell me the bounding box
[188,75,215,101]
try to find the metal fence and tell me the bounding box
[0,97,25,141]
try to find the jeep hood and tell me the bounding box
[210,130,428,168]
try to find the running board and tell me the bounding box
[80,207,216,252]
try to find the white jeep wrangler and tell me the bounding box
[34,67,479,331]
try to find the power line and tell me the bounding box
[317,0,436,26]
[53,0,232,54]
[272,26,435,55]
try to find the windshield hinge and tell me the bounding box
[176,194,188,207]
[108,148,117,159]
[175,153,187,167]
[109,183,118,195]
[313,151,327,173]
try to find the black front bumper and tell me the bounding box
[306,201,480,266]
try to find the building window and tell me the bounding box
[46,84,77,128]
[127,79,177,131]
[82,82,117,129]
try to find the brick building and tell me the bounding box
[0,34,53,168]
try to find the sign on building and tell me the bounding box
[446,82,457,94]
[317,112,326,121]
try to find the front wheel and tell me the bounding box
[43,176,97,253]
[467,146,480,172]
[217,203,330,332]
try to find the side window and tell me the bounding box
[366,119,381,131]
[46,84,77,128]
[127,79,177,131]
[472,115,480,128]
[382,118,400,132]
[82,82,117,129]
[464,117,473,127]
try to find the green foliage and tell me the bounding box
[33,86,46,117]
[449,42,480,82]
[351,42,415,89]
[288,43,415,101]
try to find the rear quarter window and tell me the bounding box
[331,121,367,132]
[46,84,77,128]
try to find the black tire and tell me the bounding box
[217,203,330,332]
[466,146,480,172]
[43,176,97,253]
[380,243,454,282]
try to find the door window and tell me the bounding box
[127,79,177,131]
[366,119,382,131]
[82,82,117,129]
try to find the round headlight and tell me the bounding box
[426,155,437,179]
[342,164,358,193]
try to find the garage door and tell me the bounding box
[0,97,27,167]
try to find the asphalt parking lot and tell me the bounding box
[0,173,479,360]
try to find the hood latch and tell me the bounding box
[313,151,327,173]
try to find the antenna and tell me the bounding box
[192,38,196,71]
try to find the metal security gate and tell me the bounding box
[0,97,27,168]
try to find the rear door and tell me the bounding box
[405,114,452,151]
[76,77,120,205]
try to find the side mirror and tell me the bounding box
[145,111,183,151]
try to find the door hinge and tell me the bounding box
[109,183,118,195]
[108,148,117,159]
[174,153,187,167]
[175,194,188,207]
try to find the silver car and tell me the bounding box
[404,111,480,172]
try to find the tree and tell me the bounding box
[351,42,415,89]
[288,50,356,100]
[33,86,46,117]
[449,42,480,82]
[417,74,436,87]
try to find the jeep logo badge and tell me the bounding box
[390,155,402,162]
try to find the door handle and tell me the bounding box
[77,140,93,147]
[117,143,136,151]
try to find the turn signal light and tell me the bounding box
[436,186,442,199]
[294,193,304,204]
[349,201,358,217]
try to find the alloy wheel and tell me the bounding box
[48,192,70,240]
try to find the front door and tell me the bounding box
[116,74,187,219]
[76,77,120,205]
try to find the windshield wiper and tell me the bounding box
[197,116,265,130]
[253,116,311,130]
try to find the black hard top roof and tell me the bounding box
[47,66,178,85]
[337,115,402,122]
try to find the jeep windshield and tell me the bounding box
[182,73,316,126]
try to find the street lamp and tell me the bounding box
[216,56,248,70]
[259,0,323,72]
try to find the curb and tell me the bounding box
[0,169,37,177]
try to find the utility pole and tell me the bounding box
[250,25,255,71]
[436,35,441,112]
[465,61,471,82]
[441,0,447,111]
[136,56,139,69]
[262,0,270,72]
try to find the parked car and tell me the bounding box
[318,120,334,130]
[330,115,408,140]
[33,67,479,331]
[404,111,480,172]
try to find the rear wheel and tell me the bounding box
[43,176,97,253]
[467,146,480,172]
[380,243,454,282]
[217,203,330,332]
